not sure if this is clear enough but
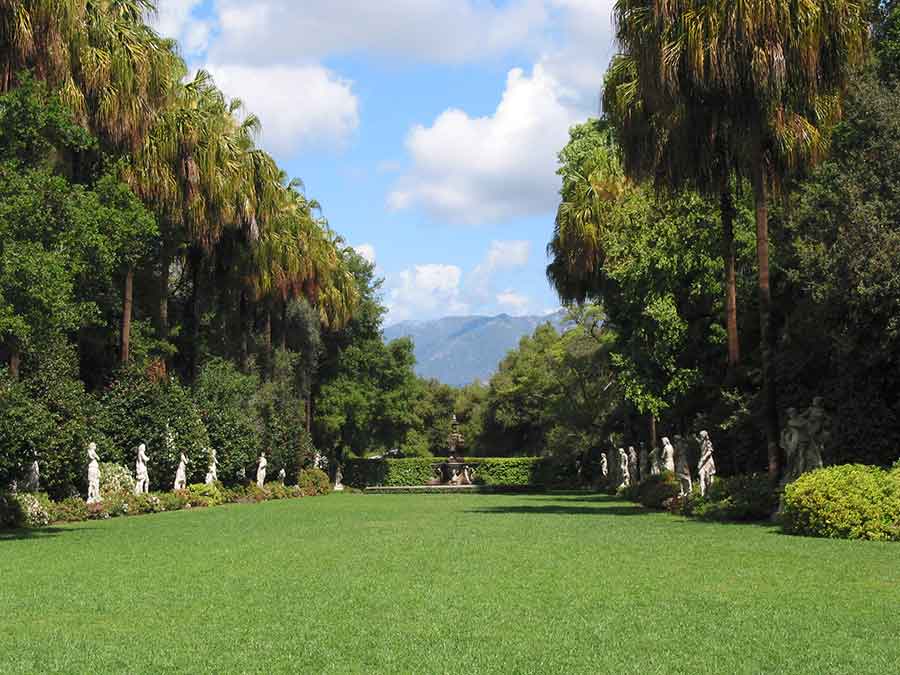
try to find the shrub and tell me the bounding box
[710,474,776,521]
[781,464,900,541]
[155,490,189,512]
[193,359,260,487]
[98,370,210,491]
[187,483,225,507]
[635,472,680,509]
[298,468,331,496]
[98,462,135,496]
[52,496,88,523]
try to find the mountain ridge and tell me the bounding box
[384,310,566,386]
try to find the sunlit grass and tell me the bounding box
[1,493,897,673]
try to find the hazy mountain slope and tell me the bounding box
[384,311,566,386]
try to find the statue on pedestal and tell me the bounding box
[639,444,649,482]
[134,443,150,495]
[87,442,101,504]
[617,448,630,488]
[334,465,344,491]
[174,452,189,490]
[627,446,639,484]
[781,398,829,486]
[277,468,286,482]
[661,437,676,473]
[599,452,608,484]
[673,435,692,496]
[23,457,39,492]
[696,431,716,497]
[205,448,218,485]
[256,453,267,487]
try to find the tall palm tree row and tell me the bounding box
[0,0,359,378]
[607,0,868,482]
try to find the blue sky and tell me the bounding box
[152,1,616,324]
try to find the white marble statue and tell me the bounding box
[277,468,286,482]
[781,398,828,486]
[205,448,218,485]
[696,430,717,497]
[174,452,189,490]
[334,465,345,491]
[639,444,650,482]
[661,437,676,473]
[87,442,101,504]
[673,435,692,496]
[627,446,639,484]
[617,448,630,489]
[134,443,150,495]
[599,453,608,483]
[256,453,267,487]
[23,458,40,492]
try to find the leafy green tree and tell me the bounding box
[609,0,868,480]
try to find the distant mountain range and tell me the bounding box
[384,311,567,387]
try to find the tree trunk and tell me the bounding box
[155,249,171,377]
[188,247,202,382]
[9,345,20,380]
[263,302,272,378]
[720,186,740,368]
[279,299,287,351]
[120,265,134,365]
[752,159,780,483]
[239,289,250,372]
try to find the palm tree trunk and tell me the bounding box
[156,249,170,339]
[120,265,134,365]
[752,160,780,483]
[279,299,287,351]
[720,186,740,369]
[188,246,202,382]
[239,289,250,372]
[8,343,20,380]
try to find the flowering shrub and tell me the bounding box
[99,462,135,496]
[52,496,89,522]
[15,493,53,527]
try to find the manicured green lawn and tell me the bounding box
[1,493,898,674]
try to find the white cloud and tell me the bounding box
[496,290,530,315]
[469,240,531,298]
[150,0,212,54]
[386,264,469,324]
[389,64,580,224]
[353,243,376,265]
[208,0,546,66]
[204,64,359,155]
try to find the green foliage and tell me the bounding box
[98,371,210,491]
[297,468,331,496]
[187,483,225,507]
[681,474,777,521]
[193,359,260,486]
[256,349,315,483]
[51,496,88,523]
[781,465,900,541]
[634,472,681,509]
[343,458,434,488]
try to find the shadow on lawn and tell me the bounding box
[0,526,89,542]
[467,497,650,517]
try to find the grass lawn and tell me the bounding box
[1,493,898,674]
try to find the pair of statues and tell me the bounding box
[781,397,828,486]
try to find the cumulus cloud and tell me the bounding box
[205,64,360,156]
[388,64,581,224]
[468,240,531,298]
[386,264,469,324]
[150,0,212,54]
[353,243,376,265]
[496,290,531,315]
[207,0,546,66]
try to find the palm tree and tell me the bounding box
[604,55,741,369]
[610,0,867,481]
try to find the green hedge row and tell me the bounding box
[343,457,577,489]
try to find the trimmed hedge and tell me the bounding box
[781,465,900,541]
[343,456,578,489]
